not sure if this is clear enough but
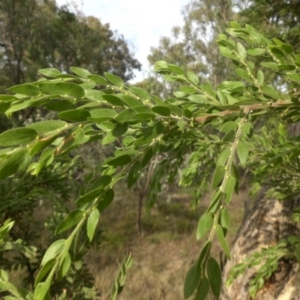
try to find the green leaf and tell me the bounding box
[76,188,103,206]
[127,161,142,188]
[56,210,84,235]
[134,112,156,120]
[129,86,151,100]
[58,109,90,122]
[197,241,211,268]
[39,68,61,77]
[142,148,153,167]
[237,142,249,167]
[101,132,117,145]
[235,68,252,82]
[237,42,247,60]
[133,105,153,114]
[58,253,71,279]
[112,123,128,137]
[216,148,230,166]
[212,166,225,189]
[224,175,236,204]
[27,120,67,134]
[85,89,104,101]
[216,225,231,259]
[41,239,65,266]
[187,71,199,85]
[260,62,278,69]
[220,208,230,229]
[188,95,207,104]
[8,83,39,96]
[119,95,141,107]
[116,109,136,123]
[89,108,117,122]
[281,43,294,54]
[0,148,31,180]
[35,258,55,285]
[168,64,184,75]
[0,128,37,146]
[241,122,253,137]
[261,86,280,99]
[91,175,112,190]
[70,67,91,78]
[152,106,171,116]
[45,99,75,111]
[197,213,213,240]
[208,191,222,213]
[194,277,209,300]
[98,189,114,212]
[207,257,221,298]
[5,101,34,114]
[88,74,108,85]
[104,72,124,88]
[288,73,300,81]
[56,82,85,97]
[184,264,200,299]
[220,121,238,133]
[87,208,100,242]
[180,86,197,94]
[269,46,285,57]
[106,155,132,167]
[257,70,264,85]
[102,95,124,107]
[278,64,296,70]
[34,278,51,300]
[247,48,265,56]
[134,123,164,146]
[30,136,56,156]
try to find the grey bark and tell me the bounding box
[220,196,300,300]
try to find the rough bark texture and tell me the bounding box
[220,196,300,300]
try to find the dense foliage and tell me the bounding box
[0,0,141,92]
[0,22,300,299]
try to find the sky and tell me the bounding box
[55,0,189,82]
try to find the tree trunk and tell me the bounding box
[221,196,300,300]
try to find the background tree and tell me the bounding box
[0,0,141,92]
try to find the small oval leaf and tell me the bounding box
[0,128,37,146]
[27,120,67,134]
[58,109,90,122]
[56,82,85,97]
[56,210,84,235]
[207,257,222,298]
[98,189,114,212]
[184,264,200,299]
[152,106,171,116]
[197,213,214,240]
[8,83,39,96]
[127,161,142,188]
[107,155,132,167]
[212,166,225,189]
[194,277,209,300]
[87,208,100,242]
[41,239,65,266]
[104,72,124,88]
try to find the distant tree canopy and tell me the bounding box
[0,0,141,92]
[145,0,300,96]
